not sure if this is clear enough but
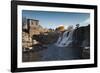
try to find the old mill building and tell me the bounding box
[22,19,49,49]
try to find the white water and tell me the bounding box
[55,30,74,47]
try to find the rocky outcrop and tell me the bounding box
[72,25,90,47]
[32,32,59,44]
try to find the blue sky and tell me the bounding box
[22,10,90,29]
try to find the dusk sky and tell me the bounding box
[22,10,90,29]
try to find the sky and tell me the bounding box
[22,10,90,29]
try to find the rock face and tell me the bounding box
[72,25,90,47]
[32,32,59,44]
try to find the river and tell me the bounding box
[38,44,82,61]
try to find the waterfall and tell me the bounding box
[55,29,74,47]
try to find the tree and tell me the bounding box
[22,17,27,30]
[56,26,65,31]
[76,24,80,29]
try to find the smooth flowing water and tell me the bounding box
[55,30,74,47]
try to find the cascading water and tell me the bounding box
[55,29,74,47]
